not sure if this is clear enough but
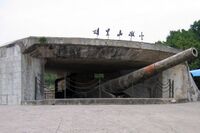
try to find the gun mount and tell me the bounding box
[100,48,198,93]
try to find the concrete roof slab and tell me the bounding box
[1,37,181,72]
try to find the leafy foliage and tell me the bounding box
[44,73,57,90]
[39,37,47,44]
[160,20,200,69]
[191,20,200,40]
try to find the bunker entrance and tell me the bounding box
[42,51,178,99]
[44,70,134,99]
[42,56,143,99]
[43,70,174,99]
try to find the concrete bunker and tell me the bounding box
[0,37,199,104]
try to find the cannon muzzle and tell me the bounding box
[101,48,198,93]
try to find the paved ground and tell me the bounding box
[0,102,200,133]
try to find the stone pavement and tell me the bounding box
[0,102,200,133]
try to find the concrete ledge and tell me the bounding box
[22,98,189,105]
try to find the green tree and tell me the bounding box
[191,20,200,40]
[160,20,200,69]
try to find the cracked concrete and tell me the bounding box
[0,102,200,133]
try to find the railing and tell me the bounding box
[65,79,101,98]
[151,79,174,98]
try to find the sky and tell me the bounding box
[0,0,200,45]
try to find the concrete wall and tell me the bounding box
[21,54,44,101]
[0,45,21,105]
[124,63,199,101]
[162,63,200,101]
[0,43,45,104]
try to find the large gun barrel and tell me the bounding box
[101,48,198,93]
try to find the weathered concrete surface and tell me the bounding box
[162,63,200,101]
[0,43,44,105]
[0,102,200,133]
[22,98,188,105]
[21,54,44,101]
[0,44,21,105]
[20,36,180,72]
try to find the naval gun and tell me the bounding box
[100,48,198,93]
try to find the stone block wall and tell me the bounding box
[0,45,21,105]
